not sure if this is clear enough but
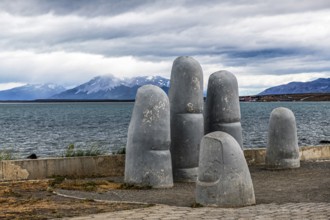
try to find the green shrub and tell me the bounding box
[0,148,16,161]
[49,176,66,187]
[63,144,105,157]
[113,147,126,155]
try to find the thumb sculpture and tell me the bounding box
[204,70,243,149]
[266,107,300,169]
[124,85,173,188]
[169,56,204,182]
[196,131,256,207]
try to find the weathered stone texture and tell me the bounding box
[125,85,173,188]
[169,56,204,115]
[169,56,204,182]
[266,107,300,169]
[196,131,255,207]
[204,70,243,148]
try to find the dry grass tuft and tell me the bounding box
[54,179,122,192]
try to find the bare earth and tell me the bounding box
[0,160,329,219]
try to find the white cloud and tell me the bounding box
[0,0,329,94]
[0,50,171,86]
[237,73,328,88]
[0,82,26,91]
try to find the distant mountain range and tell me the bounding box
[51,75,170,100]
[0,84,66,100]
[258,78,330,95]
[0,76,328,100]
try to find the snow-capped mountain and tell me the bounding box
[258,78,330,95]
[124,76,170,88]
[74,75,122,95]
[52,75,170,100]
[0,84,66,100]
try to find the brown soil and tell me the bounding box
[0,160,328,219]
[0,180,149,219]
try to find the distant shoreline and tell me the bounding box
[0,99,135,103]
[0,93,329,103]
[240,93,330,102]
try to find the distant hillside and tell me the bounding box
[52,75,170,100]
[240,93,330,102]
[0,84,66,100]
[258,78,330,95]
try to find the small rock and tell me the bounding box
[27,153,38,159]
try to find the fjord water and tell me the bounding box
[0,102,329,158]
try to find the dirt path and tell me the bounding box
[0,179,149,219]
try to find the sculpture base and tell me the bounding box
[173,167,198,182]
[266,158,300,170]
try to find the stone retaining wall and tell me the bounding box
[0,145,329,181]
[0,155,124,181]
[244,145,330,165]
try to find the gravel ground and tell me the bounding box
[56,160,330,207]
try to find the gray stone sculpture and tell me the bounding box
[196,131,256,207]
[124,85,173,188]
[169,56,204,182]
[204,70,243,149]
[266,107,300,169]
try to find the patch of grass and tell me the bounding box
[0,148,16,161]
[191,202,203,208]
[49,176,66,187]
[1,188,23,198]
[0,179,149,219]
[63,144,105,157]
[112,147,126,155]
[50,179,122,192]
[83,181,97,191]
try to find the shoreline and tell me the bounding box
[0,93,329,103]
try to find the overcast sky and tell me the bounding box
[0,0,329,95]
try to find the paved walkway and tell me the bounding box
[66,202,330,220]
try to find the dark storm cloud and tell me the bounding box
[1,0,330,58]
[0,0,150,16]
[2,0,330,17]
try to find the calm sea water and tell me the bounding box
[0,102,329,158]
